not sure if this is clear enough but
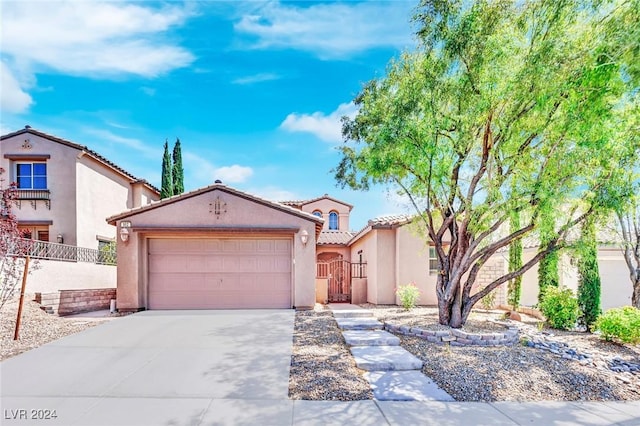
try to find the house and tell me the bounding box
[0,126,160,293]
[287,195,629,312]
[106,183,322,311]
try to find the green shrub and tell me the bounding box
[538,286,579,330]
[480,286,496,310]
[595,306,640,344]
[396,283,421,310]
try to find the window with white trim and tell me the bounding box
[329,211,339,230]
[429,246,439,275]
[16,162,47,189]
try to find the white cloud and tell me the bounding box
[182,153,254,186]
[140,87,157,96]
[213,165,254,183]
[2,2,195,78]
[0,61,33,114]
[82,127,160,158]
[232,73,281,85]
[234,1,415,59]
[1,2,195,112]
[248,186,298,202]
[280,102,358,143]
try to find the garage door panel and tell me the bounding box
[148,238,292,309]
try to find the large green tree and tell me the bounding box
[172,138,184,195]
[160,140,173,199]
[337,0,639,327]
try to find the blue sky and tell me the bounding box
[0,0,419,230]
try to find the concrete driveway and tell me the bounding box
[0,310,300,425]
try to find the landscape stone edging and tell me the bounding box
[383,320,519,347]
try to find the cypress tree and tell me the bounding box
[507,209,523,310]
[538,208,559,303]
[160,140,173,199]
[172,138,184,195]
[577,217,601,331]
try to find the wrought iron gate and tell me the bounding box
[321,259,351,303]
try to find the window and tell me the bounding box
[329,211,339,230]
[429,246,439,275]
[16,162,47,189]
[312,210,322,218]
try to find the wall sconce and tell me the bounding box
[120,221,131,243]
[300,229,309,246]
[56,234,64,244]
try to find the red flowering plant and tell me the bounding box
[0,167,34,311]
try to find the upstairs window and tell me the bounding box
[16,162,47,189]
[312,210,322,218]
[329,211,339,230]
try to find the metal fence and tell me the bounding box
[14,238,117,265]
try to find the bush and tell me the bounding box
[480,286,496,310]
[396,283,421,310]
[538,286,579,330]
[595,306,640,344]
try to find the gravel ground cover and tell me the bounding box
[1,294,106,361]
[289,304,640,402]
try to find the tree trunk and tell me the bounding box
[633,275,640,309]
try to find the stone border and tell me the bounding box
[383,321,519,347]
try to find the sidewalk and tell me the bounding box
[292,400,639,425]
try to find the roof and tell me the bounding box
[318,230,354,245]
[106,183,325,235]
[280,194,353,211]
[1,126,160,194]
[349,213,415,245]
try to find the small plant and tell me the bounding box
[536,321,544,331]
[396,283,421,310]
[595,306,640,344]
[480,286,496,311]
[538,286,579,330]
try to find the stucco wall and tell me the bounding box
[350,230,378,303]
[517,246,632,310]
[317,246,350,261]
[1,133,79,244]
[26,260,116,293]
[76,155,131,249]
[395,224,438,305]
[114,187,317,310]
[302,199,350,231]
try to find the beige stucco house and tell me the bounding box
[107,183,323,311]
[287,195,629,312]
[0,126,159,249]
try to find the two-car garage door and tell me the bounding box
[147,238,292,309]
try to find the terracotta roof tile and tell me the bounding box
[318,230,354,245]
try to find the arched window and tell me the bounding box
[312,210,322,218]
[329,211,339,230]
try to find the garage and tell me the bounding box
[107,183,322,311]
[148,237,292,309]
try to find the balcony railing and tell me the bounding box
[12,238,116,265]
[16,189,50,200]
[14,189,51,210]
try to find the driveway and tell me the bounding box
[0,310,298,425]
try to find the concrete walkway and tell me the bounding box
[331,303,455,402]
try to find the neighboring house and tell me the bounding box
[107,183,322,311]
[0,126,159,249]
[1,126,160,293]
